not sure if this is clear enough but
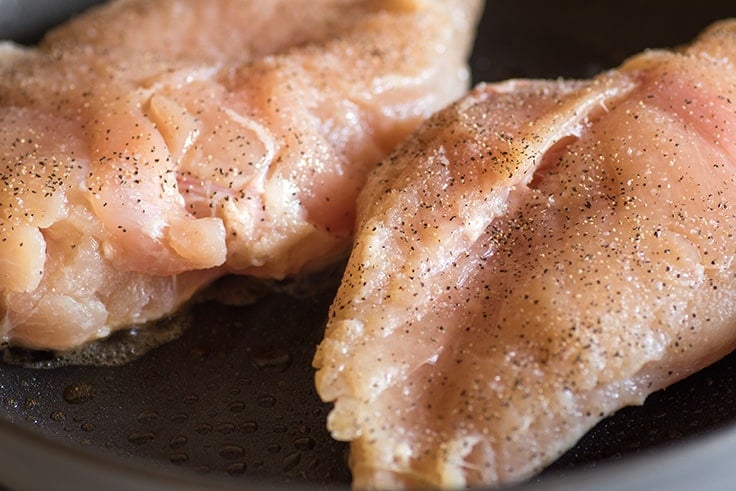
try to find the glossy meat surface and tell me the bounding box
[0,0,482,350]
[314,20,736,489]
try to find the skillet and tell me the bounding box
[1,1,736,490]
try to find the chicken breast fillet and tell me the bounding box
[314,19,736,489]
[0,0,483,350]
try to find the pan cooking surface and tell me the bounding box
[0,278,351,486]
[1,0,736,489]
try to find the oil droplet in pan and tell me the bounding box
[169,453,189,465]
[240,420,258,434]
[229,401,245,413]
[257,395,276,408]
[195,423,213,435]
[62,381,96,404]
[294,436,316,451]
[218,444,245,460]
[169,435,187,449]
[216,422,236,434]
[251,349,292,372]
[282,452,301,472]
[226,462,247,475]
[127,430,156,445]
[136,409,160,424]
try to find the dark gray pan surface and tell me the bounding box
[1,1,735,490]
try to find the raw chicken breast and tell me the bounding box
[314,19,736,489]
[0,0,483,350]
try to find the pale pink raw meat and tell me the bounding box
[0,0,483,350]
[314,19,736,489]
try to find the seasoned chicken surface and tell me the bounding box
[0,0,482,350]
[314,20,736,489]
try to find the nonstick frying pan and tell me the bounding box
[1,1,736,490]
